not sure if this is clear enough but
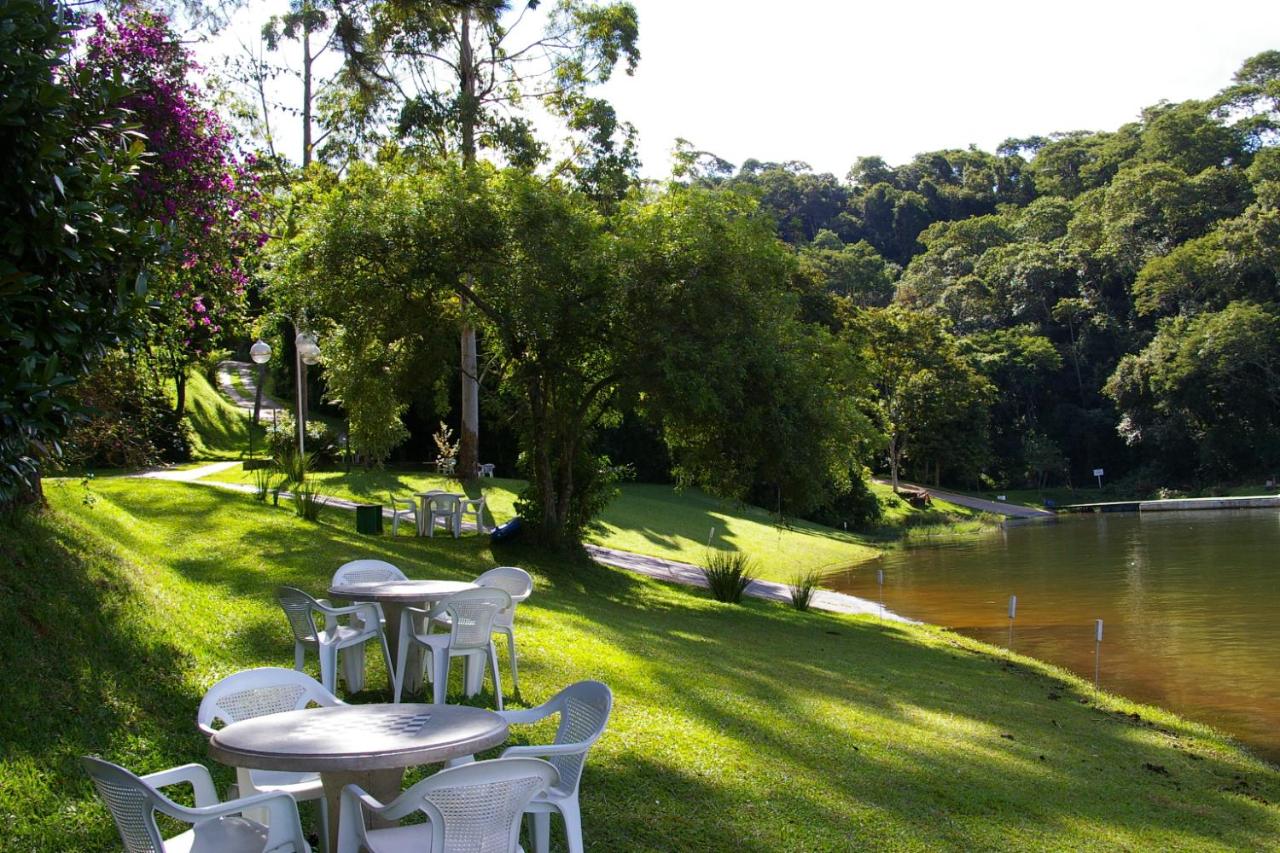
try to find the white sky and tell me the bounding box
[199,0,1280,178]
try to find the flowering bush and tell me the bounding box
[78,10,265,414]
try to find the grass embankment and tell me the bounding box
[1,478,1276,850]
[180,369,263,460]
[201,465,984,583]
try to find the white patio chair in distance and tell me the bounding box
[336,757,558,853]
[425,493,462,538]
[276,586,393,696]
[497,680,613,853]
[393,588,511,708]
[197,667,343,850]
[459,496,488,534]
[388,494,419,536]
[475,566,534,695]
[478,463,496,478]
[82,756,310,853]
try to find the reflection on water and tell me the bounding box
[825,509,1280,763]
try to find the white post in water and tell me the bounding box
[1008,594,1018,651]
[876,569,885,619]
[1094,619,1104,688]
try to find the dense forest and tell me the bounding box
[681,53,1280,494]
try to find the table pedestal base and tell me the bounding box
[320,767,404,853]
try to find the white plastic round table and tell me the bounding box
[328,580,478,696]
[209,702,506,851]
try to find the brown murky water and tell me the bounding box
[826,509,1280,763]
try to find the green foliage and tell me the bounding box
[700,551,756,603]
[250,463,277,501]
[291,480,327,520]
[319,328,410,465]
[62,353,191,470]
[787,568,822,611]
[0,0,153,503]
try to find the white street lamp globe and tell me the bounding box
[250,339,272,365]
[296,331,321,365]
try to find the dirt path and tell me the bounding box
[216,360,284,413]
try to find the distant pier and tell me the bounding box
[1061,495,1280,514]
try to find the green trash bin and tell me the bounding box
[355,504,384,535]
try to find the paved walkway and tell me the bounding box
[136,461,241,481]
[878,479,1053,518]
[216,360,284,413]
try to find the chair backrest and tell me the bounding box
[428,494,460,513]
[276,586,323,643]
[197,667,341,736]
[433,588,512,651]
[546,680,613,795]
[391,758,558,853]
[82,757,167,853]
[475,567,532,629]
[333,559,407,586]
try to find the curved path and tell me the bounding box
[878,479,1053,518]
[216,359,283,413]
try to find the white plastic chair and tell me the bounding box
[459,496,487,534]
[388,495,419,536]
[276,586,393,695]
[197,667,343,850]
[337,757,558,853]
[475,567,533,695]
[332,559,407,586]
[425,494,461,538]
[83,756,310,853]
[393,588,511,708]
[498,681,613,853]
[478,463,496,478]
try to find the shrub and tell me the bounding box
[807,476,882,530]
[62,353,191,470]
[265,413,336,464]
[700,551,756,603]
[292,482,327,521]
[274,446,315,487]
[788,569,823,611]
[251,464,277,502]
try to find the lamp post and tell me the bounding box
[248,340,272,459]
[295,331,321,454]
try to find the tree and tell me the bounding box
[277,158,871,546]
[848,307,992,490]
[322,0,640,478]
[79,9,263,418]
[0,0,154,505]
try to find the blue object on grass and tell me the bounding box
[490,516,523,542]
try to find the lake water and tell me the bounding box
[825,509,1280,763]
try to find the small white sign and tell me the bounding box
[1093,468,1105,477]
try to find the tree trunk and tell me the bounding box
[301,13,312,167]
[888,435,900,492]
[174,371,187,420]
[453,12,481,479]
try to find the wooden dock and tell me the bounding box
[1061,495,1280,514]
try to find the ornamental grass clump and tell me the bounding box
[788,568,823,611]
[700,551,756,603]
[292,482,327,521]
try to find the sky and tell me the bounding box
[200,0,1280,178]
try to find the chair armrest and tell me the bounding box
[496,700,558,725]
[142,763,219,808]
[399,605,431,638]
[500,742,589,759]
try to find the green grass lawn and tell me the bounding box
[200,466,918,582]
[1,478,1277,851]
[180,370,264,460]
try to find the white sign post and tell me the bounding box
[1094,619,1104,688]
[876,569,885,619]
[1007,594,1017,651]
[1093,468,1105,489]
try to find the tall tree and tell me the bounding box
[326,0,639,477]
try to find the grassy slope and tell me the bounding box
[201,466,981,582]
[2,478,1277,851]
[181,370,260,460]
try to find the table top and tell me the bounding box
[208,703,507,773]
[328,579,477,603]
[414,490,464,499]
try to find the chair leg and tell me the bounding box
[293,643,306,673]
[393,631,413,703]
[531,811,551,853]
[559,796,584,853]
[433,648,449,705]
[379,632,394,689]
[317,795,330,853]
[488,640,504,710]
[319,645,338,695]
[505,629,519,695]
